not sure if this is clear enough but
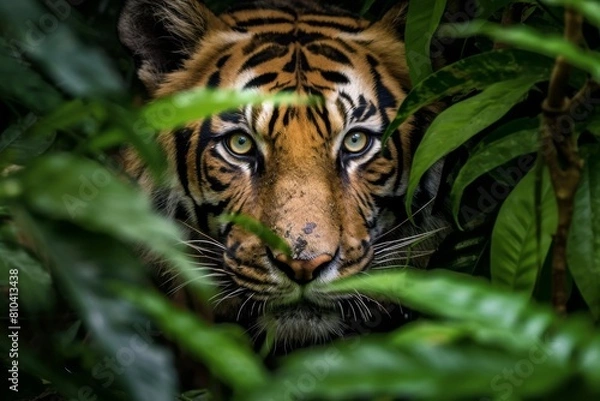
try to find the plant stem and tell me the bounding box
[540,8,584,316]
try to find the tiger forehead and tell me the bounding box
[251,103,346,144]
[167,5,382,95]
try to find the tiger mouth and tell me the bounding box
[258,300,345,346]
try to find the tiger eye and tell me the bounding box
[342,131,369,153]
[227,133,254,155]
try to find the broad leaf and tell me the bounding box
[27,218,177,401]
[405,0,447,84]
[248,335,565,401]
[451,118,539,225]
[440,21,600,80]
[9,154,213,299]
[0,237,54,313]
[491,166,557,294]
[568,146,600,319]
[124,286,268,392]
[405,76,537,216]
[0,0,124,97]
[0,118,56,166]
[383,49,553,142]
[0,39,62,113]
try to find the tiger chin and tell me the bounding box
[118,0,449,351]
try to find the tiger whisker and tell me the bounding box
[373,226,448,249]
[374,197,437,241]
[236,293,255,321]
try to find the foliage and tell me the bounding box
[1,1,600,401]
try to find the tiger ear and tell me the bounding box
[118,0,224,92]
[378,2,409,39]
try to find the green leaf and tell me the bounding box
[450,118,539,225]
[0,39,62,113]
[476,0,513,20]
[405,76,537,217]
[440,21,600,80]
[383,49,553,143]
[326,269,600,372]
[0,0,124,97]
[0,115,55,166]
[568,146,600,319]
[249,335,564,401]
[260,269,600,400]
[143,88,314,131]
[0,237,54,313]
[587,114,600,137]
[122,286,268,392]
[219,213,292,257]
[491,165,557,294]
[543,0,600,27]
[405,0,447,84]
[27,218,177,401]
[11,153,214,299]
[359,0,376,15]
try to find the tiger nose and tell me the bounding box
[274,253,332,284]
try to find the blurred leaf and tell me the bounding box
[0,0,124,97]
[477,0,513,19]
[0,237,54,313]
[588,114,600,136]
[568,145,600,319]
[359,0,376,15]
[440,21,600,80]
[543,0,600,27]
[123,286,268,392]
[451,118,539,225]
[249,335,565,401]
[28,100,105,137]
[101,103,167,178]
[10,153,214,299]
[143,88,314,131]
[248,290,600,401]
[405,0,447,84]
[491,166,557,294]
[0,114,55,166]
[383,49,553,143]
[27,217,177,401]
[326,268,600,393]
[0,39,62,113]
[219,214,292,257]
[405,76,537,217]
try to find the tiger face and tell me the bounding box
[119,0,448,348]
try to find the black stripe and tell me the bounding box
[306,43,351,64]
[236,17,294,27]
[203,151,230,192]
[268,107,280,135]
[216,54,231,68]
[242,45,288,71]
[207,71,220,87]
[174,128,193,196]
[244,72,278,89]
[302,20,362,33]
[320,70,349,84]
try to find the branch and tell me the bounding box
[540,7,584,316]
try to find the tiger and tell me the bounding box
[118,0,449,350]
